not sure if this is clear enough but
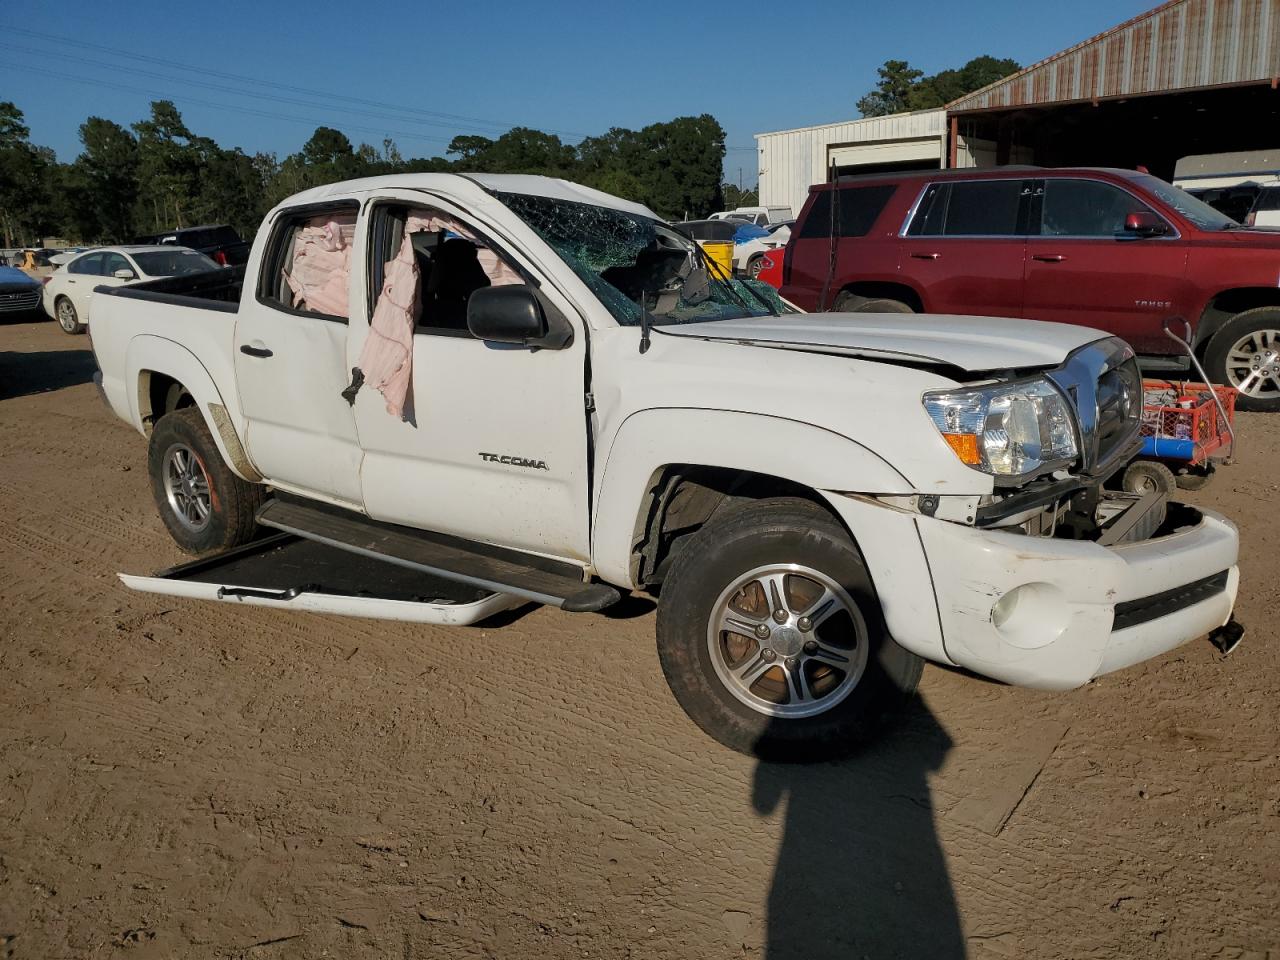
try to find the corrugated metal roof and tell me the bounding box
[948,0,1280,113]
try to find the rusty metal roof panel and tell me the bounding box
[948,0,1280,113]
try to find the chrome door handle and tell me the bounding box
[1033,254,1066,262]
[910,252,941,260]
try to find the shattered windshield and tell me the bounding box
[495,192,792,326]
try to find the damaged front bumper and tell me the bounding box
[916,502,1239,690]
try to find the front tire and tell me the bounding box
[55,296,85,335]
[832,291,914,314]
[1204,307,1280,411]
[148,407,264,554]
[655,498,922,760]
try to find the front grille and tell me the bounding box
[0,287,41,311]
[1049,338,1142,476]
[1112,570,1230,631]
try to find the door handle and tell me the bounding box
[910,252,941,260]
[1033,254,1067,262]
[239,343,273,358]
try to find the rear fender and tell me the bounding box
[125,335,259,482]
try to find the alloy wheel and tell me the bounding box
[706,563,869,719]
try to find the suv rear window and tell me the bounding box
[797,185,896,239]
[907,180,1024,236]
[1253,187,1280,213]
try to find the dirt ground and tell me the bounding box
[1,314,1277,960]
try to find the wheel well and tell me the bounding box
[1197,288,1280,353]
[140,371,195,430]
[835,281,923,312]
[629,466,836,588]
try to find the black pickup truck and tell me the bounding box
[144,224,251,267]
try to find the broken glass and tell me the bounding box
[496,192,791,327]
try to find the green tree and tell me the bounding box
[856,60,923,118]
[0,101,49,247]
[132,100,203,232]
[858,56,1021,117]
[908,55,1022,110]
[76,117,139,241]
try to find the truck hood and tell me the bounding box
[658,313,1105,373]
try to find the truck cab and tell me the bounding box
[88,174,1241,759]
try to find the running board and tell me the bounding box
[255,497,621,613]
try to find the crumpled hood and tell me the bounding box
[658,312,1106,373]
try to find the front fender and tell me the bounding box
[124,335,259,482]
[591,407,914,587]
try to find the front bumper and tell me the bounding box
[917,504,1239,690]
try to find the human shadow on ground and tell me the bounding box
[752,699,964,959]
[0,347,97,400]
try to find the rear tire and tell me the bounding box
[745,255,767,280]
[1204,307,1280,412]
[148,407,264,554]
[832,292,914,314]
[655,498,922,760]
[54,296,85,335]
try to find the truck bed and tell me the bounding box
[99,265,245,314]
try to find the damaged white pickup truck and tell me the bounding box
[89,173,1241,757]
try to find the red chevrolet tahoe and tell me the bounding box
[781,167,1280,411]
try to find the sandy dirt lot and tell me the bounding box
[1,315,1277,960]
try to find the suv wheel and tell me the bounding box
[655,498,922,759]
[148,407,264,554]
[832,291,914,314]
[1205,307,1280,411]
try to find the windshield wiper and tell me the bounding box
[687,240,778,317]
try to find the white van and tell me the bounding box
[709,205,793,226]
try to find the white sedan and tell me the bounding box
[733,222,792,279]
[44,245,219,334]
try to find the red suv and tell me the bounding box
[782,167,1280,410]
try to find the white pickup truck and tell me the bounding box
[89,173,1242,758]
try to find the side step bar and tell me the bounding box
[256,497,621,613]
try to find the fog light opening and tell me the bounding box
[989,582,1071,650]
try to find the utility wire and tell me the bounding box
[0,59,459,149]
[5,25,590,140]
[0,41,547,138]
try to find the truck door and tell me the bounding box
[898,177,1030,318]
[351,193,591,562]
[1023,178,1191,354]
[232,200,365,505]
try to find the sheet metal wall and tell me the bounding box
[949,0,1280,113]
[755,110,946,214]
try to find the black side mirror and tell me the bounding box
[467,284,573,350]
[1124,211,1170,237]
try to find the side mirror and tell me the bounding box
[467,284,573,350]
[113,268,136,280]
[1124,211,1170,237]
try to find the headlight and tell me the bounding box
[923,378,1079,480]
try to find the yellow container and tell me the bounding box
[699,240,735,279]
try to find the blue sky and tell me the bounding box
[1,0,1155,184]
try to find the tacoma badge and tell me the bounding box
[479,452,549,470]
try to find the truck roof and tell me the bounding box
[275,173,659,222]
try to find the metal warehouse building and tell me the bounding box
[758,0,1280,210]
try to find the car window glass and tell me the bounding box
[369,205,523,337]
[798,184,897,239]
[1253,188,1280,213]
[906,183,948,236]
[69,253,104,276]
[102,253,130,275]
[1040,180,1158,237]
[257,204,359,320]
[942,180,1023,236]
